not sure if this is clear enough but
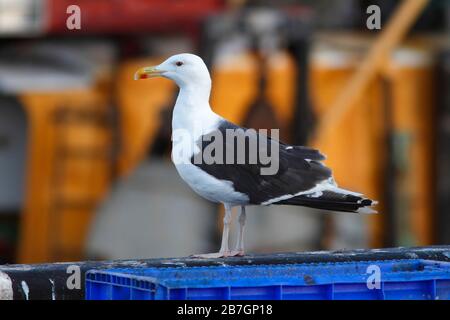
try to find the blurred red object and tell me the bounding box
[46,0,223,34]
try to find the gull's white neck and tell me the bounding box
[172,83,220,135]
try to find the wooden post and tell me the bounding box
[1,246,449,300]
[312,0,430,144]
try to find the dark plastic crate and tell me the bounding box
[85,259,450,300]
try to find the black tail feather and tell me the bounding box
[275,190,376,213]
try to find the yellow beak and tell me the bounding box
[134,66,164,80]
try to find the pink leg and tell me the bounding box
[191,204,234,259]
[230,206,246,256]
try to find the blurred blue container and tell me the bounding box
[85,259,450,300]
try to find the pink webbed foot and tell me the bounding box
[229,250,245,257]
[190,250,244,259]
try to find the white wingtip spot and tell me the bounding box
[0,272,13,300]
[21,281,29,300]
[357,206,378,214]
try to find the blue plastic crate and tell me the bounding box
[85,259,450,300]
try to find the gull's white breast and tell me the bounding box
[171,102,249,206]
[173,162,249,205]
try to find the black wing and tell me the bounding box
[191,120,331,205]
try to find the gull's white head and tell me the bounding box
[134,53,211,90]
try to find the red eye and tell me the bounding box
[176,61,183,66]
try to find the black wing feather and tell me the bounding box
[191,120,331,204]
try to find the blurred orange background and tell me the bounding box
[0,0,448,263]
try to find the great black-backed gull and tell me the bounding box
[135,53,377,258]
